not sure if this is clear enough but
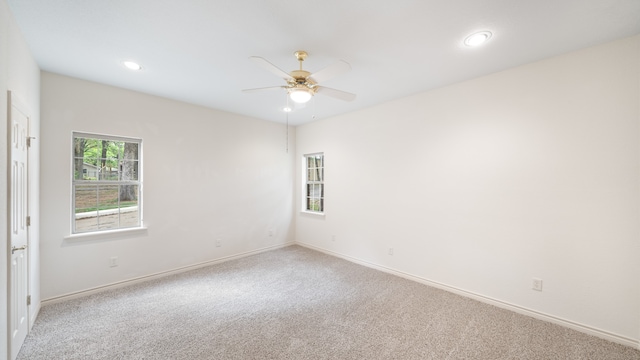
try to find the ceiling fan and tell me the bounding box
[242,50,356,104]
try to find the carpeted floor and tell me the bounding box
[17,245,640,359]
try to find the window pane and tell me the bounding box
[83,157,99,180]
[119,184,140,227]
[305,183,323,212]
[96,185,119,231]
[97,185,119,211]
[120,160,139,181]
[121,142,139,182]
[119,197,140,228]
[123,142,139,160]
[75,184,97,213]
[74,158,86,180]
[73,138,87,180]
[74,184,97,232]
[113,141,124,158]
[308,198,317,211]
[119,184,138,205]
[75,212,98,233]
[97,155,119,180]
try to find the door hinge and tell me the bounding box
[27,136,35,147]
[26,216,31,226]
[27,295,31,306]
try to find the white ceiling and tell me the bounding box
[7,0,640,126]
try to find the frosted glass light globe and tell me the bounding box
[289,89,312,103]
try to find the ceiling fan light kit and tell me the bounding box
[289,88,313,103]
[243,50,356,107]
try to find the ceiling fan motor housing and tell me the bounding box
[289,70,316,90]
[290,70,311,82]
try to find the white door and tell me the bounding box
[8,91,30,360]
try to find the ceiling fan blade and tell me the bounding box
[316,86,356,102]
[309,60,351,83]
[242,86,286,93]
[249,56,292,81]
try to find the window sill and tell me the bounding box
[300,210,325,217]
[64,226,148,242]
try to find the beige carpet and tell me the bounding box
[17,245,640,359]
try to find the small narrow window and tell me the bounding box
[304,153,324,213]
[72,132,142,233]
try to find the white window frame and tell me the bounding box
[302,153,324,214]
[71,132,143,235]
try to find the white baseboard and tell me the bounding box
[41,242,295,306]
[296,241,639,350]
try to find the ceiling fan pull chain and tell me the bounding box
[286,93,290,153]
[312,96,316,121]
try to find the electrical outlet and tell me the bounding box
[109,256,119,267]
[268,230,273,237]
[532,278,543,291]
[388,248,394,255]
[331,235,336,241]
[215,239,221,247]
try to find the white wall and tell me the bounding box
[296,35,640,344]
[40,72,295,300]
[1,0,41,356]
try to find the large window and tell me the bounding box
[304,153,324,213]
[72,132,142,234]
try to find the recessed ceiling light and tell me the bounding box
[283,107,292,113]
[464,31,492,47]
[122,60,142,71]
